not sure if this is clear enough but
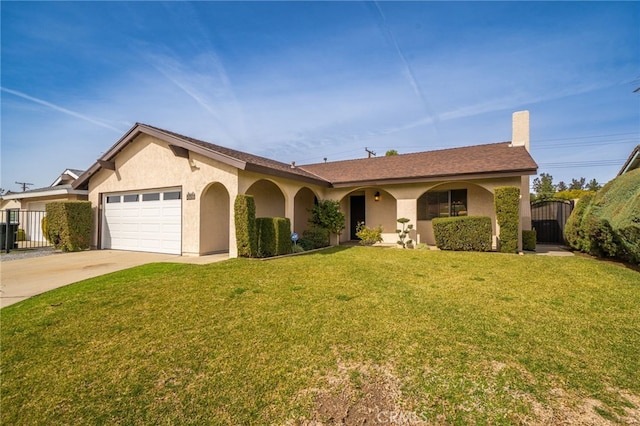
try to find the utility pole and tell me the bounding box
[365,147,376,158]
[15,181,33,192]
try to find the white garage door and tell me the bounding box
[102,189,182,254]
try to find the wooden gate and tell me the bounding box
[530,200,574,244]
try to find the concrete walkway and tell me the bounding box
[0,250,228,309]
[528,244,574,257]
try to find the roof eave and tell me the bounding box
[2,188,89,200]
[244,163,331,187]
[618,146,640,176]
[73,123,250,189]
[328,168,538,188]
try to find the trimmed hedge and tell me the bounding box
[522,230,536,251]
[495,186,520,253]
[45,201,92,252]
[273,217,292,256]
[256,217,276,257]
[564,193,595,254]
[432,216,492,252]
[302,227,330,249]
[234,195,257,258]
[256,217,293,257]
[565,170,640,264]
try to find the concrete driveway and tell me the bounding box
[0,250,228,309]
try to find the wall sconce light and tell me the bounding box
[374,191,380,201]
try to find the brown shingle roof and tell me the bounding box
[140,124,328,184]
[74,123,537,190]
[300,142,537,185]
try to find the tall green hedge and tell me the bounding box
[565,169,639,264]
[522,229,537,251]
[45,201,92,252]
[432,216,492,252]
[273,217,292,256]
[256,217,292,258]
[256,217,276,257]
[234,195,257,258]
[494,186,520,253]
[564,193,595,253]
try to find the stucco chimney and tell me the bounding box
[511,110,530,152]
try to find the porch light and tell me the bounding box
[374,191,380,201]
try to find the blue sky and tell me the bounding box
[2,1,639,192]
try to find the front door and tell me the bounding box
[350,195,366,240]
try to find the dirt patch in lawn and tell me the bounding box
[290,359,420,425]
[521,387,640,425]
[288,357,640,425]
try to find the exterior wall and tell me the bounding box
[0,194,86,211]
[328,177,521,247]
[245,179,286,218]
[200,183,230,254]
[88,134,239,256]
[0,199,21,210]
[293,187,316,235]
[332,187,397,243]
[238,170,327,235]
[364,188,397,243]
[24,194,87,210]
[86,133,532,256]
[416,182,497,246]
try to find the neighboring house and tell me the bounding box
[618,144,640,175]
[1,169,88,242]
[73,111,537,257]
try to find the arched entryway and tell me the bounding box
[340,188,397,242]
[293,187,317,235]
[200,182,230,254]
[416,182,495,245]
[245,179,285,217]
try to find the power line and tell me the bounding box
[533,139,638,150]
[533,132,638,143]
[538,159,624,169]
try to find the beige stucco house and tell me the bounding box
[73,111,537,257]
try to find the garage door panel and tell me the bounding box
[102,189,182,255]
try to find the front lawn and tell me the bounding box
[2,247,639,424]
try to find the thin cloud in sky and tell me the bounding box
[1,87,123,133]
[368,1,441,139]
[1,1,638,189]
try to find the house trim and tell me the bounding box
[2,187,88,201]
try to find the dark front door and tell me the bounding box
[350,195,366,240]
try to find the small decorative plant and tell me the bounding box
[355,222,383,246]
[396,218,413,248]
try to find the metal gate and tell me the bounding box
[1,209,51,253]
[530,200,574,244]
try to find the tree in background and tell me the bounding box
[569,177,586,190]
[385,149,398,156]
[586,178,602,192]
[532,174,601,202]
[532,173,556,200]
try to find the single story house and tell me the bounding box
[73,111,537,257]
[1,169,88,242]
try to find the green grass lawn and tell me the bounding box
[2,247,639,425]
